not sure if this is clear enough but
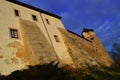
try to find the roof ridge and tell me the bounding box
[6,0,62,19]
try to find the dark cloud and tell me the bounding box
[18,0,120,51]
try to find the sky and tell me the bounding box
[18,0,120,51]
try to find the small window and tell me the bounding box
[32,15,37,21]
[54,35,60,42]
[91,37,94,40]
[46,19,50,24]
[10,29,19,38]
[14,9,20,16]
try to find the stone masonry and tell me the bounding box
[59,28,113,67]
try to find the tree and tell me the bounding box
[110,43,120,65]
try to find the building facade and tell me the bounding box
[0,0,113,75]
[0,0,73,75]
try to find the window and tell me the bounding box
[54,35,60,42]
[14,9,20,16]
[91,37,94,40]
[32,15,37,21]
[10,29,19,38]
[46,19,50,24]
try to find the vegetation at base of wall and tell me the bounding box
[0,62,120,80]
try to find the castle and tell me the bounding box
[0,0,113,75]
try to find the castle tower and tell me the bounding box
[82,28,95,41]
[82,28,113,67]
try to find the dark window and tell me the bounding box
[54,35,60,42]
[10,29,19,38]
[91,37,94,40]
[14,9,20,16]
[32,15,37,21]
[46,19,50,24]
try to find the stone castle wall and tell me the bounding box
[59,28,99,68]
[59,28,113,67]
[91,34,113,66]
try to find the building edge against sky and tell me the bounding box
[0,0,113,75]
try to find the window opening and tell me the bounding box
[54,35,60,42]
[32,15,37,21]
[10,29,19,38]
[14,9,20,16]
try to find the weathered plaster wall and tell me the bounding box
[0,42,27,75]
[0,0,74,75]
[0,0,41,75]
[7,41,29,65]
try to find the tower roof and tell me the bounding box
[82,28,94,33]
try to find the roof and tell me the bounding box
[82,28,94,33]
[67,29,92,42]
[6,0,62,19]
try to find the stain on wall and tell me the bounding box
[0,47,2,50]
[8,41,29,65]
[0,54,3,59]
[11,57,19,64]
[4,59,10,64]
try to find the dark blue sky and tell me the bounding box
[18,0,120,51]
